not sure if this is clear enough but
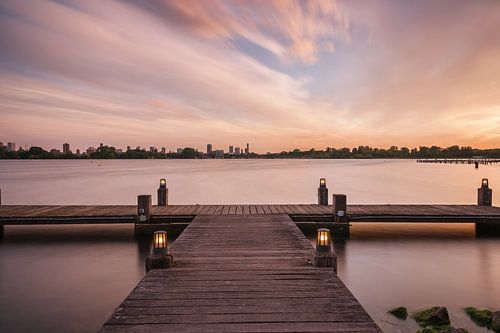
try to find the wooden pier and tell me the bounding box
[417,158,500,165]
[1,204,499,224]
[100,214,381,333]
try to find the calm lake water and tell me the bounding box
[0,159,499,332]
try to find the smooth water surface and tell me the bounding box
[0,159,499,332]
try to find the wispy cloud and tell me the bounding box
[0,0,499,151]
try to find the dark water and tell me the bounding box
[0,160,499,332]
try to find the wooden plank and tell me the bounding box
[100,214,381,333]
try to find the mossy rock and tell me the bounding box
[464,307,492,327]
[416,326,468,333]
[388,306,408,320]
[412,306,450,327]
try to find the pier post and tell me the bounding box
[332,194,350,237]
[317,178,328,205]
[145,231,174,272]
[157,178,168,206]
[477,178,492,206]
[137,195,152,222]
[0,189,3,239]
[312,228,337,273]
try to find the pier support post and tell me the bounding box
[145,231,174,272]
[332,194,350,237]
[157,178,168,206]
[477,178,492,206]
[0,189,2,239]
[137,195,152,222]
[312,228,337,273]
[476,222,500,236]
[332,194,347,223]
[317,178,328,205]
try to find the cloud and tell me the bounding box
[129,0,348,64]
[0,0,499,151]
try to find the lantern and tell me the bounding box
[153,231,168,255]
[320,178,326,187]
[316,228,332,253]
[160,178,167,187]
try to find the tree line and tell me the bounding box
[0,145,499,159]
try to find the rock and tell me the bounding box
[491,311,500,333]
[464,307,492,327]
[388,306,408,320]
[412,306,450,327]
[442,328,469,333]
[416,326,468,333]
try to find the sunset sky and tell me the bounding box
[1,0,499,152]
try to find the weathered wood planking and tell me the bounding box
[100,214,381,333]
[0,204,499,224]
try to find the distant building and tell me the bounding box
[207,144,213,155]
[63,143,70,154]
[50,149,61,154]
[76,149,80,156]
[7,142,16,152]
[150,146,157,153]
[215,150,224,159]
[100,143,104,148]
[136,146,141,150]
[87,147,95,155]
[229,146,234,154]
[161,147,166,154]
[127,146,131,151]
[177,148,183,154]
[117,149,123,153]
[245,143,249,154]
[0,142,3,149]
[235,147,241,155]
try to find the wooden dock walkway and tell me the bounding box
[99,214,381,333]
[1,204,499,224]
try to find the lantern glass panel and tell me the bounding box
[154,231,167,249]
[320,178,326,186]
[316,228,332,253]
[160,178,167,186]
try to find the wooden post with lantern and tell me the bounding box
[157,178,168,206]
[312,228,337,272]
[478,178,492,206]
[317,178,328,205]
[145,230,174,272]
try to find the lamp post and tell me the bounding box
[157,178,168,206]
[312,228,337,272]
[146,231,174,272]
[318,178,328,205]
[478,178,492,206]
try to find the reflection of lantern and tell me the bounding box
[316,228,332,253]
[320,178,326,187]
[153,231,168,255]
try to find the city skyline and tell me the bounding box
[1,1,500,151]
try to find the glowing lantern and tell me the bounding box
[153,231,168,255]
[320,178,326,187]
[316,228,332,253]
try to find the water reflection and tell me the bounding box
[334,223,498,333]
